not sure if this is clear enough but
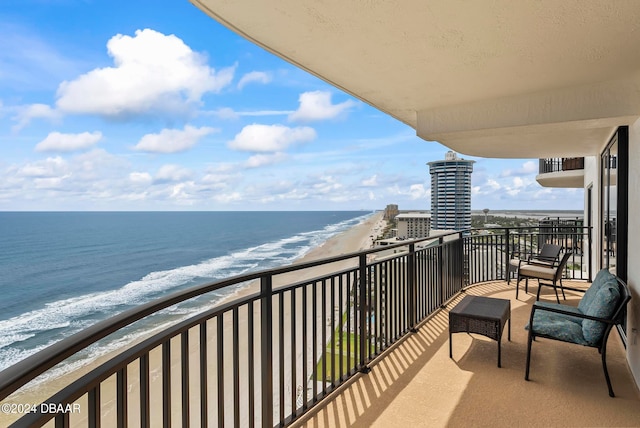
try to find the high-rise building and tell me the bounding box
[383,204,399,221]
[428,151,474,231]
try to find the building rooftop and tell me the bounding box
[395,213,431,219]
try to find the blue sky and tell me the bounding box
[0,0,584,211]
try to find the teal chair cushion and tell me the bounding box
[533,301,584,325]
[526,306,589,346]
[582,282,620,345]
[578,269,615,313]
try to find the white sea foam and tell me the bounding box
[0,212,372,372]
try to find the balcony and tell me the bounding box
[1,226,638,427]
[536,158,585,188]
[292,280,640,427]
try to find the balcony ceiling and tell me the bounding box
[191,0,640,158]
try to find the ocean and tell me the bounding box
[0,211,371,375]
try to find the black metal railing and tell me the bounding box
[539,157,585,174]
[0,226,590,427]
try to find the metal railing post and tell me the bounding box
[456,233,464,291]
[504,228,510,281]
[260,275,273,428]
[582,227,593,282]
[438,237,444,307]
[408,243,417,332]
[358,254,371,373]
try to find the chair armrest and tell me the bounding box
[530,303,616,325]
[528,255,557,265]
[527,260,554,268]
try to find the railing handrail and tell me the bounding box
[0,230,465,401]
[539,157,585,174]
[0,225,592,426]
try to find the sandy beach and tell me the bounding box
[1,211,386,426]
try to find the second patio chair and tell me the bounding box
[508,243,562,284]
[516,252,572,302]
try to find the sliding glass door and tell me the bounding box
[600,126,628,337]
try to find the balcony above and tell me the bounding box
[192,0,640,159]
[536,158,585,188]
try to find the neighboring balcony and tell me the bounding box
[536,157,585,188]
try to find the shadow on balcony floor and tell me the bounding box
[293,280,640,427]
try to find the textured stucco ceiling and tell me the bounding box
[191,0,640,158]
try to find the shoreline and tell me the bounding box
[1,211,386,425]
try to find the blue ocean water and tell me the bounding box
[0,211,371,373]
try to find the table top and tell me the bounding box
[450,295,510,320]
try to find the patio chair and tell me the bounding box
[508,243,562,284]
[525,270,631,397]
[515,252,571,302]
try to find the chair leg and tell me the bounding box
[559,279,566,300]
[535,282,542,301]
[553,281,560,304]
[601,342,615,397]
[525,330,534,380]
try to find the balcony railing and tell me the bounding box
[539,157,585,174]
[0,226,591,427]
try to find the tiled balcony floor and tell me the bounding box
[294,280,640,427]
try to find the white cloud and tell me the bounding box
[500,160,538,177]
[512,177,525,188]
[228,124,316,152]
[208,107,293,120]
[168,182,197,202]
[272,188,309,201]
[7,149,130,200]
[134,125,217,153]
[35,131,102,152]
[212,107,239,120]
[487,179,501,190]
[72,149,130,179]
[244,152,287,168]
[239,110,293,117]
[521,161,537,173]
[56,29,235,118]
[383,182,430,204]
[289,91,356,122]
[214,192,242,203]
[237,71,271,89]
[202,169,238,185]
[18,156,68,178]
[154,164,193,183]
[12,103,61,132]
[409,183,428,200]
[129,172,152,185]
[362,174,378,187]
[311,175,343,194]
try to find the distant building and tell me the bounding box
[395,212,431,239]
[428,151,474,231]
[384,204,399,221]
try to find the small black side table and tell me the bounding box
[449,295,511,367]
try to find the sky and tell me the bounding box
[0,0,585,211]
